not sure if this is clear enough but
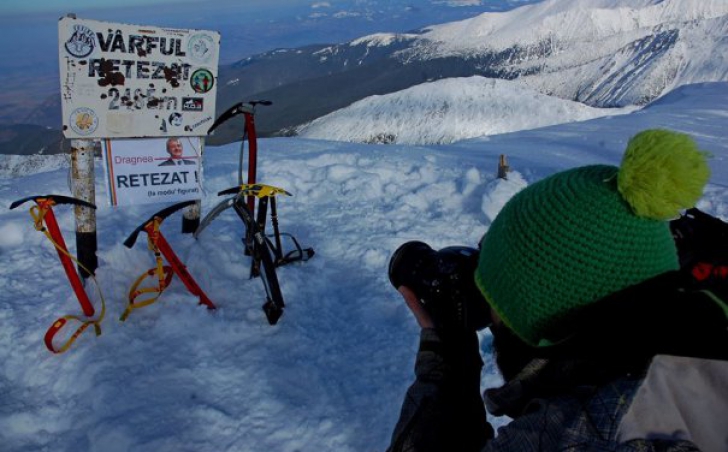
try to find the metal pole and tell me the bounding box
[182,137,203,233]
[70,139,98,278]
[182,200,201,233]
[41,202,95,316]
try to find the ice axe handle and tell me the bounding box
[9,194,96,210]
[207,100,272,135]
[123,200,196,248]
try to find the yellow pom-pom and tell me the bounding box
[617,129,710,220]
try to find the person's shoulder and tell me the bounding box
[617,355,728,452]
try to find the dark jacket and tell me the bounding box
[387,271,728,452]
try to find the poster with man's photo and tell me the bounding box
[102,136,203,207]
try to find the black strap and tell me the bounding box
[539,271,728,362]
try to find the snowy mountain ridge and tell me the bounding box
[357,0,728,108]
[417,0,728,55]
[297,77,635,145]
[348,33,419,49]
[103,0,728,146]
[294,0,728,144]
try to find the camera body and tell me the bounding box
[388,241,492,332]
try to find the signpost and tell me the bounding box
[58,15,220,275]
[59,16,220,138]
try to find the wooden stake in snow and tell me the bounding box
[497,154,511,180]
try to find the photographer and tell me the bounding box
[386,130,728,452]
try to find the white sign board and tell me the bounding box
[102,136,203,207]
[59,17,220,138]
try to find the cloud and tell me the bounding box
[333,11,362,18]
[432,0,483,6]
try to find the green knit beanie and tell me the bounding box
[475,129,711,347]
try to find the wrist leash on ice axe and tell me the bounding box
[217,183,315,269]
[10,194,106,354]
[203,100,314,325]
[206,100,314,267]
[195,183,313,324]
[122,200,216,321]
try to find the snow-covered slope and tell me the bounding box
[1,81,726,452]
[0,154,69,178]
[297,77,633,144]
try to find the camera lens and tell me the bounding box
[388,241,436,291]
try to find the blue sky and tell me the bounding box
[1,0,539,17]
[1,0,209,14]
[0,0,309,19]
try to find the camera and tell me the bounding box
[388,241,492,331]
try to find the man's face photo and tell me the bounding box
[167,139,184,159]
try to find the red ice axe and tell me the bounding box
[122,200,216,321]
[10,194,104,353]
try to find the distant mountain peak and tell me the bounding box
[349,33,419,48]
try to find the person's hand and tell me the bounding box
[398,286,435,329]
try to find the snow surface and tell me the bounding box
[1,81,727,452]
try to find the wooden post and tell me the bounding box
[497,154,511,180]
[70,139,98,278]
